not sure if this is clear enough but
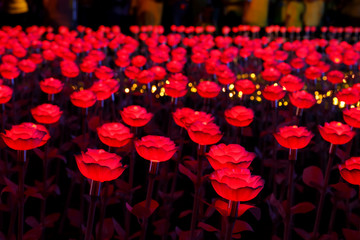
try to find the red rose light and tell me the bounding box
[124,66,140,80]
[120,105,153,127]
[18,59,36,73]
[80,59,97,73]
[197,81,221,98]
[326,70,344,84]
[94,66,114,80]
[234,79,256,95]
[319,121,355,145]
[262,84,286,101]
[166,60,184,73]
[279,74,304,92]
[274,125,313,149]
[89,80,112,101]
[137,70,155,84]
[206,144,256,170]
[70,90,97,108]
[210,168,264,201]
[131,55,147,68]
[0,85,13,104]
[276,62,292,75]
[31,103,63,124]
[304,66,322,80]
[261,67,281,82]
[336,87,360,105]
[135,135,177,162]
[150,66,166,80]
[60,60,79,78]
[343,108,360,128]
[97,122,133,148]
[165,80,188,98]
[224,106,254,127]
[40,78,64,94]
[290,58,305,70]
[0,63,20,79]
[289,91,316,109]
[75,148,126,182]
[187,121,223,145]
[172,108,214,129]
[1,122,47,150]
[339,157,360,186]
[218,70,236,85]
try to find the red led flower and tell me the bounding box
[197,81,221,98]
[274,125,313,149]
[187,121,223,145]
[289,91,316,109]
[60,60,79,78]
[31,103,63,124]
[124,66,140,79]
[0,85,13,104]
[149,66,166,81]
[210,168,264,201]
[18,59,36,73]
[172,108,214,129]
[343,108,360,128]
[70,90,97,108]
[137,70,155,84]
[1,122,47,150]
[336,87,360,105]
[224,106,254,127]
[120,105,153,127]
[279,75,304,92]
[165,80,188,98]
[89,80,112,101]
[262,84,286,101]
[319,122,355,145]
[166,60,184,73]
[131,55,147,68]
[339,157,360,186]
[135,135,177,162]
[326,70,344,84]
[94,66,114,80]
[206,144,256,170]
[261,67,281,82]
[234,79,256,95]
[304,66,322,80]
[0,63,20,79]
[75,149,126,182]
[40,78,64,94]
[97,122,133,148]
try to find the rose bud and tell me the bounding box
[18,59,36,73]
[197,81,221,99]
[326,70,344,84]
[262,84,286,101]
[94,66,114,80]
[40,77,64,94]
[319,121,355,145]
[75,149,127,182]
[206,143,256,170]
[0,63,20,79]
[261,67,281,82]
[210,168,264,201]
[274,125,313,149]
[124,66,140,80]
[0,85,13,104]
[234,79,256,95]
[120,105,153,127]
[225,106,254,127]
[131,55,147,68]
[31,103,63,124]
[165,80,188,98]
[97,122,133,148]
[70,89,97,108]
[60,60,79,78]
[343,107,360,128]
[1,122,48,150]
[187,121,223,145]
[289,91,316,109]
[135,135,177,162]
[336,87,360,105]
[172,108,214,129]
[279,75,304,92]
[339,157,360,186]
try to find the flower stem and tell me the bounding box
[17,150,26,240]
[284,148,297,240]
[225,201,238,240]
[190,144,205,239]
[312,144,336,239]
[84,180,101,240]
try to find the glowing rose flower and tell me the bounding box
[262,84,286,101]
[336,87,360,105]
[279,75,304,92]
[124,66,140,79]
[2,55,18,66]
[60,60,79,78]
[97,122,133,148]
[274,125,313,149]
[40,78,64,94]
[18,59,36,73]
[276,62,292,75]
[0,85,13,104]
[235,79,256,95]
[172,108,214,129]
[166,60,184,73]
[326,70,344,84]
[120,105,153,127]
[187,121,223,145]
[165,80,188,98]
[0,63,20,79]
[135,135,177,162]
[289,91,316,109]
[319,122,355,145]
[115,54,130,68]
[75,149,126,182]
[305,51,321,65]
[137,70,155,84]
[29,53,43,65]
[1,122,47,150]
[80,59,97,73]
[94,66,114,80]
[197,81,221,98]
[206,144,256,170]
[343,108,360,128]
[31,104,63,124]
[131,55,147,68]
[70,90,97,108]
[89,80,113,101]
[290,58,305,70]
[225,106,254,127]
[218,70,236,85]
[339,157,360,186]
[150,66,166,80]
[210,168,264,201]
[304,66,322,80]
[261,67,281,82]
[43,50,56,61]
